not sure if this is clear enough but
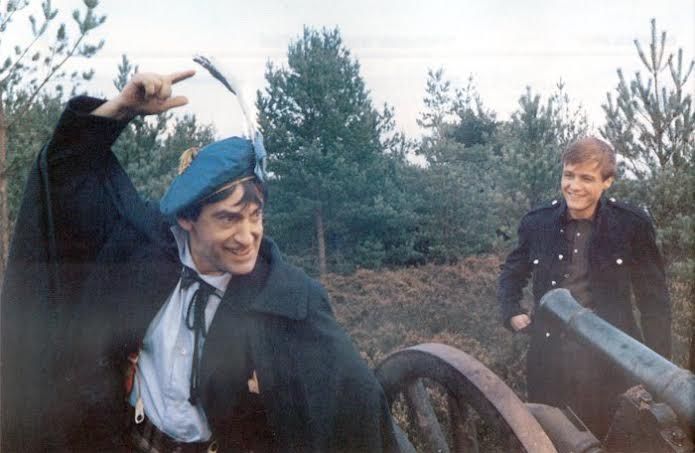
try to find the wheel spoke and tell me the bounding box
[404,379,449,453]
[376,343,557,453]
[448,394,479,453]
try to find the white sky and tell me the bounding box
[6,0,695,139]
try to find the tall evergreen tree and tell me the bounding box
[414,69,499,262]
[496,83,587,220]
[601,18,694,370]
[417,68,453,144]
[602,18,693,178]
[257,27,411,274]
[450,75,497,149]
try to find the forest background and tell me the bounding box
[1,0,693,438]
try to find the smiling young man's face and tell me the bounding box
[178,183,263,275]
[561,160,614,220]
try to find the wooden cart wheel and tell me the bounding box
[375,343,557,453]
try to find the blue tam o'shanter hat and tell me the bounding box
[159,55,267,217]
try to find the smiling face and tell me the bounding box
[178,183,263,275]
[561,160,614,220]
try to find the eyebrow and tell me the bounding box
[564,170,596,178]
[211,210,243,219]
[211,206,263,219]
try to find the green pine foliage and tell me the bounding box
[412,71,500,263]
[111,55,216,201]
[496,83,588,220]
[258,27,417,273]
[601,19,694,367]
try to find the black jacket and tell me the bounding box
[497,197,672,433]
[498,197,671,359]
[1,97,399,452]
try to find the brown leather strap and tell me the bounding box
[127,407,218,453]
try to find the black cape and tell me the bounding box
[1,97,400,452]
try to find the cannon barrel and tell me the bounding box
[538,289,695,428]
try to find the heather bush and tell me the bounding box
[324,253,691,449]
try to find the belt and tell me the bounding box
[127,407,219,453]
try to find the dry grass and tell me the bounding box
[322,254,692,449]
[323,254,530,397]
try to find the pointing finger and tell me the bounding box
[168,69,196,84]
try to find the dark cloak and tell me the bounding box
[1,97,399,452]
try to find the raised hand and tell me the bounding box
[92,70,196,120]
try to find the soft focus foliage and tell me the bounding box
[111,55,216,200]
[258,27,417,273]
[602,18,694,367]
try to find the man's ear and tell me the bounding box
[178,217,193,232]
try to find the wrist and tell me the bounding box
[90,96,136,121]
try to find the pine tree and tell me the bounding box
[450,75,497,148]
[602,18,694,178]
[417,68,453,144]
[497,83,587,219]
[258,27,411,274]
[414,69,499,262]
[601,18,694,370]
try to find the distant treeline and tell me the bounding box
[3,21,692,292]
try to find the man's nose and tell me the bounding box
[233,220,255,245]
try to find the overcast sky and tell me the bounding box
[10,0,695,139]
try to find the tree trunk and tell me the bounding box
[0,98,8,280]
[314,207,327,276]
[689,304,695,374]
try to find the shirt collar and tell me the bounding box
[170,225,231,294]
[558,197,603,226]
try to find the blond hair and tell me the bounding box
[562,137,616,180]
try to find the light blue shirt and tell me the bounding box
[129,226,231,442]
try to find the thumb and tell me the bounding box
[162,95,189,111]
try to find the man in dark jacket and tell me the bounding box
[497,136,671,437]
[1,70,400,452]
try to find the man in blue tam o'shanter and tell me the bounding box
[1,63,401,452]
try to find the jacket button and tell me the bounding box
[558,254,563,260]
[552,199,558,205]
[533,259,539,264]
[551,280,557,286]
[616,258,623,265]
[545,332,551,338]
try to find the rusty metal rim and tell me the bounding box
[376,343,557,453]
